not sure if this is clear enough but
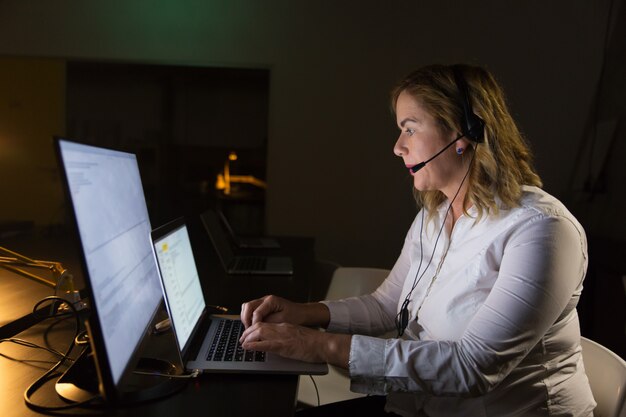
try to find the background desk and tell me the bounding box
[0,226,320,417]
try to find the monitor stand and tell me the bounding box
[55,347,100,403]
[56,347,187,405]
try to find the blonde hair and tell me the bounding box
[391,64,542,220]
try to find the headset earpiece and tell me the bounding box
[452,65,485,143]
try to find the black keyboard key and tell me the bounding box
[206,319,266,362]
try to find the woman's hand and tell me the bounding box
[240,295,330,329]
[239,322,351,367]
[239,295,340,364]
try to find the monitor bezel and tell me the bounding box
[53,136,162,403]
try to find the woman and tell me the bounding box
[239,64,596,416]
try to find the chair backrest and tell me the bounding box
[326,267,390,300]
[580,336,626,417]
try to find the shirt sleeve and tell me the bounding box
[347,214,588,396]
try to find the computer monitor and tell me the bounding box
[54,137,164,402]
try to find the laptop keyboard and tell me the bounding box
[207,319,266,362]
[234,256,267,271]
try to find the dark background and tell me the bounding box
[0,1,624,357]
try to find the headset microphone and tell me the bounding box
[409,132,465,173]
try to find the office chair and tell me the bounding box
[580,336,626,417]
[308,259,340,302]
[298,267,391,407]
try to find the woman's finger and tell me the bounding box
[241,297,268,328]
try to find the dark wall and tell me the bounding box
[0,0,617,267]
[0,1,624,354]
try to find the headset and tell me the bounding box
[396,65,485,337]
[452,64,485,144]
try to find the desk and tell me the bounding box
[1,227,318,417]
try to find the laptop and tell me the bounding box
[217,209,280,249]
[151,217,327,375]
[200,209,293,275]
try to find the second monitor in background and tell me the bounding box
[217,209,280,249]
[201,210,293,276]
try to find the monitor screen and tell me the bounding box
[56,138,163,391]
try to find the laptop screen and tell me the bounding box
[152,220,205,352]
[56,138,163,389]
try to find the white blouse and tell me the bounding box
[322,186,596,416]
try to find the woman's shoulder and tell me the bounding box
[509,186,585,233]
[518,186,574,217]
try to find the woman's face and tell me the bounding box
[393,91,468,198]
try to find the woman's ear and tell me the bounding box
[455,137,473,155]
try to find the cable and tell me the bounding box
[396,148,476,337]
[0,301,78,363]
[308,375,320,407]
[0,337,72,360]
[22,296,103,412]
[133,369,201,379]
[74,330,90,346]
[42,310,76,348]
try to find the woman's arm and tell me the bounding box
[350,214,587,396]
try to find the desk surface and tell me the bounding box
[0,316,299,417]
[1,226,320,417]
